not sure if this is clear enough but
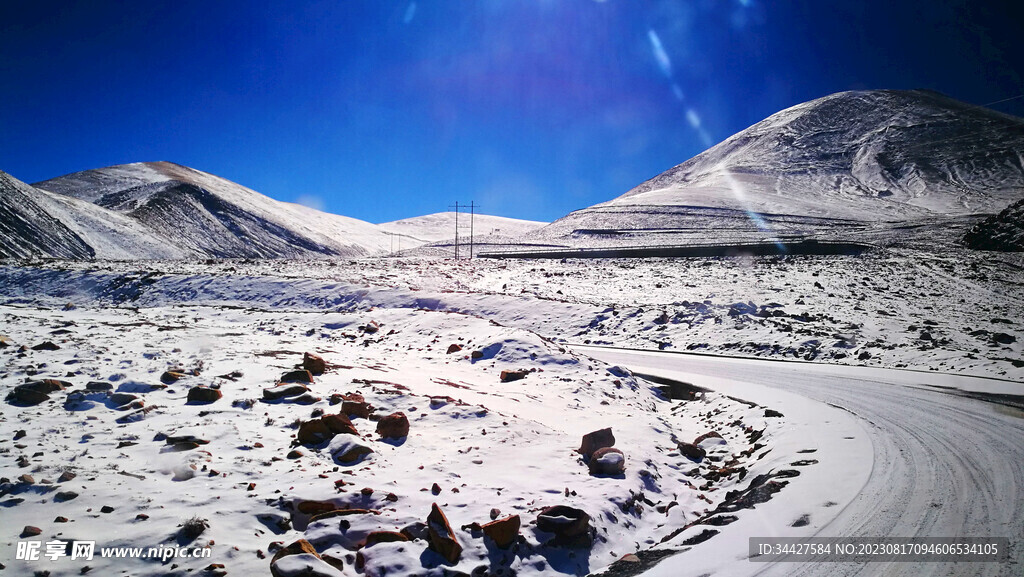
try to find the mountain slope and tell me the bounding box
[530,90,1024,247]
[34,162,403,258]
[0,170,94,259]
[963,198,1024,251]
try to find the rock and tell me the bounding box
[342,400,372,419]
[361,321,380,334]
[100,505,115,513]
[32,341,60,351]
[992,332,1016,345]
[55,491,79,502]
[298,414,358,444]
[302,352,327,376]
[482,515,520,548]
[693,431,722,445]
[588,447,626,475]
[57,471,76,483]
[677,442,706,461]
[764,409,784,418]
[263,383,309,401]
[364,531,409,547]
[18,474,35,484]
[109,392,139,406]
[446,343,463,354]
[578,428,615,458]
[471,350,484,359]
[536,506,591,547]
[431,483,442,495]
[376,412,410,439]
[187,386,222,404]
[86,381,113,391]
[13,429,27,440]
[8,387,50,405]
[426,503,462,563]
[269,539,322,577]
[24,379,70,394]
[286,449,304,460]
[489,508,501,520]
[22,526,42,537]
[400,522,429,541]
[54,516,69,523]
[280,370,314,384]
[328,434,374,464]
[160,371,187,384]
[499,369,528,382]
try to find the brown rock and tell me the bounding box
[578,428,615,458]
[330,436,374,464]
[677,442,706,461]
[342,400,372,419]
[588,447,626,475]
[376,412,410,439]
[109,392,138,406]
[296,500,341,516]
[286,449,304,459]
[280,369,314,384]
[8,387,50,405]
[57,471,76,483]
[694,431,722,445]
[22,526,42,537]
[361,321,380,334]
[263,383,309,401]
[364,531,409,547]
[537,505,591,545]
[482,515,520,548]
[187,386,222,404]
[161,371,187,384]
[54,516,69,523]
[489,508,501,520]
[302,352,327,376]
[446,343,463,354]
[471,350,484,359]
[270,539,321,576]
[18,474,35,484]
[426,503,462,563]
[297,414,358,444]
[499,369,528,382]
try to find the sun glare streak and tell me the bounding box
[717,163,784,249]
[647,29,673,79]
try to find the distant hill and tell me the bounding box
[378,212,546,244]
[27,162,402,259]
[528,89,1024,249]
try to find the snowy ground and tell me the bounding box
[1,251,1021,576]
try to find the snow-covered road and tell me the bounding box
[576,346,1024,577]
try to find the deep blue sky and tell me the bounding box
[2,1,1022,223]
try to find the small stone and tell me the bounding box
[32,341,60,351]
[54,516,70,523]
[376,412,410,438]
[499,369,528,382]
[22,526,42,537]
[446,343,463,354]
[100,505,115,513]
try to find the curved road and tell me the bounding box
[578,346,1024,577]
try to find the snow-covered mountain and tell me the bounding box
[27,162,401,259]
[0,170,94,259]
[378,212,546,244]
[530,90,1024,248]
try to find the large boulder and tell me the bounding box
[426,503,462,563]
[187,386,222,404]
[302,353,327,376]
[280,370,314,384]
[588,447,626,475]
[328,434,374,464]
[578,428,615,459]
[375,412,410,439]
[482,515,520,549]
[298,414,358,444]
[536,506,591,547]
[264,383,309,401]
[342,400,373,419]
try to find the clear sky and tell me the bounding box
[1,1,1022,223]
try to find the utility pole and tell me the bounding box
[469,201,476,260]
[449,201,460,260]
